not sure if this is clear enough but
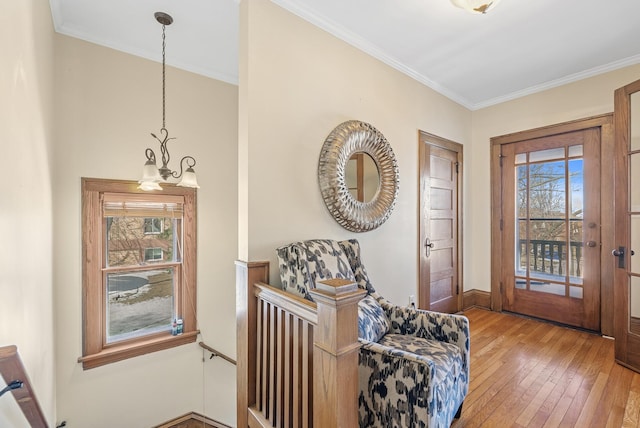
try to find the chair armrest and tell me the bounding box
[378,299,470,372]
[360,339,437,371]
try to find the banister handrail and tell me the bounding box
[0,345,48,428]
[198,342,236,366]
[254,281,318,325]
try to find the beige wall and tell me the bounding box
[239,0,472,306]
[0,1,55,426]
[53,35,239,427]
[469,64,640,293]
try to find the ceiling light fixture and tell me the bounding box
[450,0,501,14]
[138,12,199,191]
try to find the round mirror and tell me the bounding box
[318,120,399,232]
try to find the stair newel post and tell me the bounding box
[309,279,365,428]
[236,260,269,428]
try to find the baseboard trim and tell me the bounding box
[154,412,232,428]
[463,289,491,310]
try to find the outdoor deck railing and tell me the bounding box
[518,239,583,277]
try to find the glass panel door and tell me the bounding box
[502,128,600,331]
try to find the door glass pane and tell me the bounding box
[530,220,566,279]
[631,276,640,334]
[516,222,527,276]
[517,165,528,219]
[529,147,565,163]
[632,92,640,151]
[529,161,566,218]
[106,267,175,343]
[568,159,584,281]
[515,153,527,164]
[632,215,640,273]
[530,279,565,296]
[632,153,640,212]
[570,286,583,299]
[568,145,583,158]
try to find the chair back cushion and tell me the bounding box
[358,295,390,342]
[276,239,356,300]
[338,239,377,294]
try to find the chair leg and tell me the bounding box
[455,402,464,419]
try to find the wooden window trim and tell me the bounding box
[79,178,198,370]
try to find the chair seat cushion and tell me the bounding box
[377,333,463,386]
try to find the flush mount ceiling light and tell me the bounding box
[138,12,199,191]
[450,0,501,14]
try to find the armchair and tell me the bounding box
[277,239,470,428]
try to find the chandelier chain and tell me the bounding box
[161,23,166,129]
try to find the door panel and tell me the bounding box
[501,129,601,331]
[419,133,462,313]
[614,79,640,372]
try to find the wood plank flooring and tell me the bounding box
[452,308,640,428]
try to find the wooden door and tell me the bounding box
[499,129,601,330]
[614,79,640,372]
[419,132,462,313]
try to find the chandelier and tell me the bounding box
[450,0,501,14]
[138,12,199,191]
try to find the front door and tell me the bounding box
[419,132,462,313]
[613,79,640,372]
[500,129,601,330]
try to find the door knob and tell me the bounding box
[425,238,434,257]
[585,241,597,247]
[612,246,626,269]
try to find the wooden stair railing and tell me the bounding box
[0,345,48,428]
[198,342,236,365]
[236,260,365,428]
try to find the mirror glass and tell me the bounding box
[346,153,380,203]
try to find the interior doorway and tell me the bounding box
[418,131,463,313]
[491,116,615,334]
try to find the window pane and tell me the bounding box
[106,217,179,267]
[515,153,527,164]
[106,268,175,343]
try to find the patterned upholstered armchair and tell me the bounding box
[277,239,470,428]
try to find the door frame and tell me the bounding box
[418,131,464,312]
[490,114,615,335]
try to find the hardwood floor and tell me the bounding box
[453,308,640,428]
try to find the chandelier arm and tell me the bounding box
[157,127,174,169]
[171,156,197,179]
[144,148,157,163]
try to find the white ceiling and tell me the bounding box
[49,0,640,110]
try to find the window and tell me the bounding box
[144,218,163,234]
[144,247,164,262]
[80,178,198,369]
